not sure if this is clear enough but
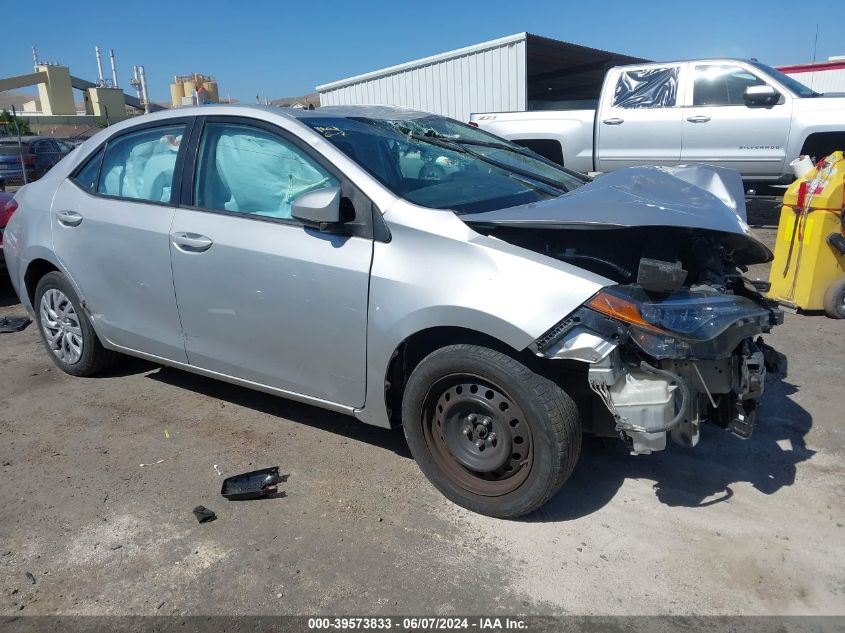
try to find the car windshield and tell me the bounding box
[748,61,820,97]
[303,114,587,214]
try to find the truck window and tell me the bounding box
[612,67,679,109]
[511,139,564,166]
[693,65,765,106]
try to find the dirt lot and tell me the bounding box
[0,201,843,616]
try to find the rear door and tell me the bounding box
[51,119,192,362]
[680,62,792,178]
[169,117,374,406]
[595,63,686,171]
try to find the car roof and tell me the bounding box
[106,103,435,127]
[286,105,434,120]
[0,135,53,144]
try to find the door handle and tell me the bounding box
[602,118,624,125]
[686,115,711,123]
[171,232,213,252]
[57,210,83,227]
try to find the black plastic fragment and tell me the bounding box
[192,505,217,523]
[827,232,845,255]
[0,317,32,334]
[637,258,687,293]
[220,467,283,501]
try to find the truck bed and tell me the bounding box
[470,110,596,173]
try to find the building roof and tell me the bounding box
[778,58,845,73]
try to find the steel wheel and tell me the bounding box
[39,288,84,365]
[423,374,533,497]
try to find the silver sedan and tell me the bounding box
[3,105,783,517]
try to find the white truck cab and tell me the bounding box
[472,58,845,182]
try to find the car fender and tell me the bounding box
[355,200,611,428]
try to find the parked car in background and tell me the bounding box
[0,179,16,272]
[471,58,845,184]
[3,105,784,518]
[0,136,73,185]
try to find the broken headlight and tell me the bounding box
[586,286,773,359]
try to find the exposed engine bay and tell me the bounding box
[463,165,786,454]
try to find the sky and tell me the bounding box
[3,0,843,104]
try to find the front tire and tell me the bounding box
[34,271,117,376]
[402,344,581,518]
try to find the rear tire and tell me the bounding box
[823,277,845,319]
[401,344,581,518]
[34,271,117,376]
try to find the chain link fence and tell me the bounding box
[0,107,85,190]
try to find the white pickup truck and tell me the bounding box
[471,58,845,183]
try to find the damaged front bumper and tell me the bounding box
[531,285,786,455]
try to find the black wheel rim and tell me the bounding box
[422,374,533,497]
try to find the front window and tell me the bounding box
[747,61,819,97]
[194,123,338,220]
[693,65,767,106]
[304,115,586,214]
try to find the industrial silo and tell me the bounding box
[203,80,219,103]
[170,81,184,108]
[182,78,197,101]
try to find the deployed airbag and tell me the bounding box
[212,130,336,218]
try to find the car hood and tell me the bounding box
[460,165,772,264]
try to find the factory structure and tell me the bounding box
[0,46,164,126]
[169,73,220,107]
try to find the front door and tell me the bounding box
[51,121,190,362]
[169,119,373,406]
[595,63,685,171]
[680,63,793,178]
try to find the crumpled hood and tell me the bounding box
[461,165,772,264]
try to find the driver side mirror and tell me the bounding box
[744,85,779,107]
[291,186,343,230]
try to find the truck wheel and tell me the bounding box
[34,271,117,376]
[823,277,845,319]
[401,344,581,518]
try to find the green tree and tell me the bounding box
[0,109,32,137]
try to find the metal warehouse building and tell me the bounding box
[316,33,644,121]
[779,57,845,94]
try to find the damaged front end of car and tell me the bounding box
[465,165,787,454]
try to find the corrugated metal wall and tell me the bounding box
[783,68,845,94]
[318,37,527,121]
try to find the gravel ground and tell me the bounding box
[0,201,843,616]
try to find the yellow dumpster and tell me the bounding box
[768,151,845,318]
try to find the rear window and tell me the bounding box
[72,147,105,193]
[612,67,679,109]
[97,124,186,203]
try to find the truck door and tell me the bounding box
[680,63,792,178]
[595,63,685,172]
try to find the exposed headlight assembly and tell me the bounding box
[585,286,774,359]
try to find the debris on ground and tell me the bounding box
[0,317,31,334]
[221,466,283,500]
[213,464,222,476]
[192,506,217,524]
[25,572,36,585]
[139,460,165,467]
